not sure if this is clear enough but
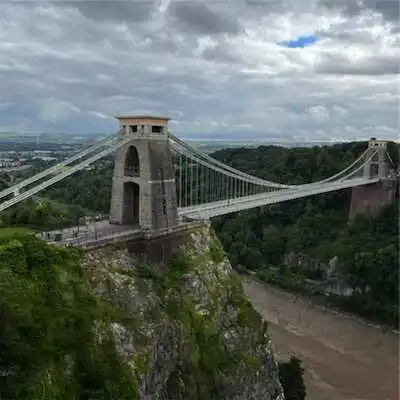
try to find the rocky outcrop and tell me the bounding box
[83,224,285,399]
[283,252,335,278]
[283,252,352,296]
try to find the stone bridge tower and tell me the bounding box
[350,138,396,219]
[362,139,389,179]
[109,115,178,230]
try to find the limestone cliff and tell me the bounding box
[83,224,284,399]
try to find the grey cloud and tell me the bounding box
[201,42,242,64]
[364,0,399,20]
[168,1,242,35]
[317,55,400,75]
[320,0,399,22]
[244,0,309,16]
[57,0,155,22]
[0,1,399,141]
[143,34,181,55]
[318,30,374,44]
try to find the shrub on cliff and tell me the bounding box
[0,230,138,399]
[278,356,306,400]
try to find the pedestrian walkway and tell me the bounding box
[38,219,138,244]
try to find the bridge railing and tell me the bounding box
[124,165,140,177]
[40,222,138,244]
[49,226,141,247]
[46,220,204,249]
[171,138,382,211]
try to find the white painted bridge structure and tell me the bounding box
[0,116,393,236]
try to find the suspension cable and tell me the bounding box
[171,142,276,187]
[0,131,120,200]
[169,133,294,188]
[385,150,395,168]
[0,133,130,213]
[303,149,371,185]
[1,129,380,214]
[181,149,379,214]
[169,132,370,188]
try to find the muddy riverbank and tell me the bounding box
[243,278,399,400]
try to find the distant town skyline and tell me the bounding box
[0,0,398,141]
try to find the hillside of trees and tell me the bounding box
[211,141,399,327]
[0,229,141,399]
[2,139,397,398]
[0,163,113,230]
[1,140,399,328]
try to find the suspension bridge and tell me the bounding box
[0,115,394,248]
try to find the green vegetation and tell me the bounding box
[208,233,226,264]
[212,141,399,327]
[0,231,139,399]
[132,250,267,399]
[0,162,113,230]
[1,139,396,396]
[0,225,278,399]
[44,163,113,213]
[278,356,306,400]
[0,197,89,230]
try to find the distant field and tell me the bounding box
[0,227,33,238]
[0,165,32,172]
[0,132,100,145]
[0,133,19,139]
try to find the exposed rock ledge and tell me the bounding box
[83,224,284,399]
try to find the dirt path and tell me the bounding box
[242,279,399,400]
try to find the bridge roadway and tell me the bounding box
[38,220,138,244]
[40,219,203,249]
[38,177,379,247]
[179,177,380,219]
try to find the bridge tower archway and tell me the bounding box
[123,182,140,224]
[109,115,178,230]
[350,139,395,219]
[364,139,389,179]
[124,145,140,177]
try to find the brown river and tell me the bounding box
[242,279,399,400]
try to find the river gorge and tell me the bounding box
[243,279,399,400]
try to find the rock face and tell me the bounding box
[83,224,285,399]
[283,252,352,296]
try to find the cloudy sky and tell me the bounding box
[0,0,399,141]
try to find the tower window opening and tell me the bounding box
[160,168,167,215]
[152,125,163,134]
[130,125,138,133]
[124,146,140,177]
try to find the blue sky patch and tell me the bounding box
[279,35,319,48]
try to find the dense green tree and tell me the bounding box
[44,163,113,213]
[278,356,306,400]
[0,230,139,399]
[0,198,87,230]
[211,141,399,326]
[262,225,285,265]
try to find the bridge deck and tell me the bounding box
[38,220,138,244]
[179,177,379,219]
[37,178,380,247]
[39,219,204,249]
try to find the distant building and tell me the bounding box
[0,159,20,168]
[32,156,57,162]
